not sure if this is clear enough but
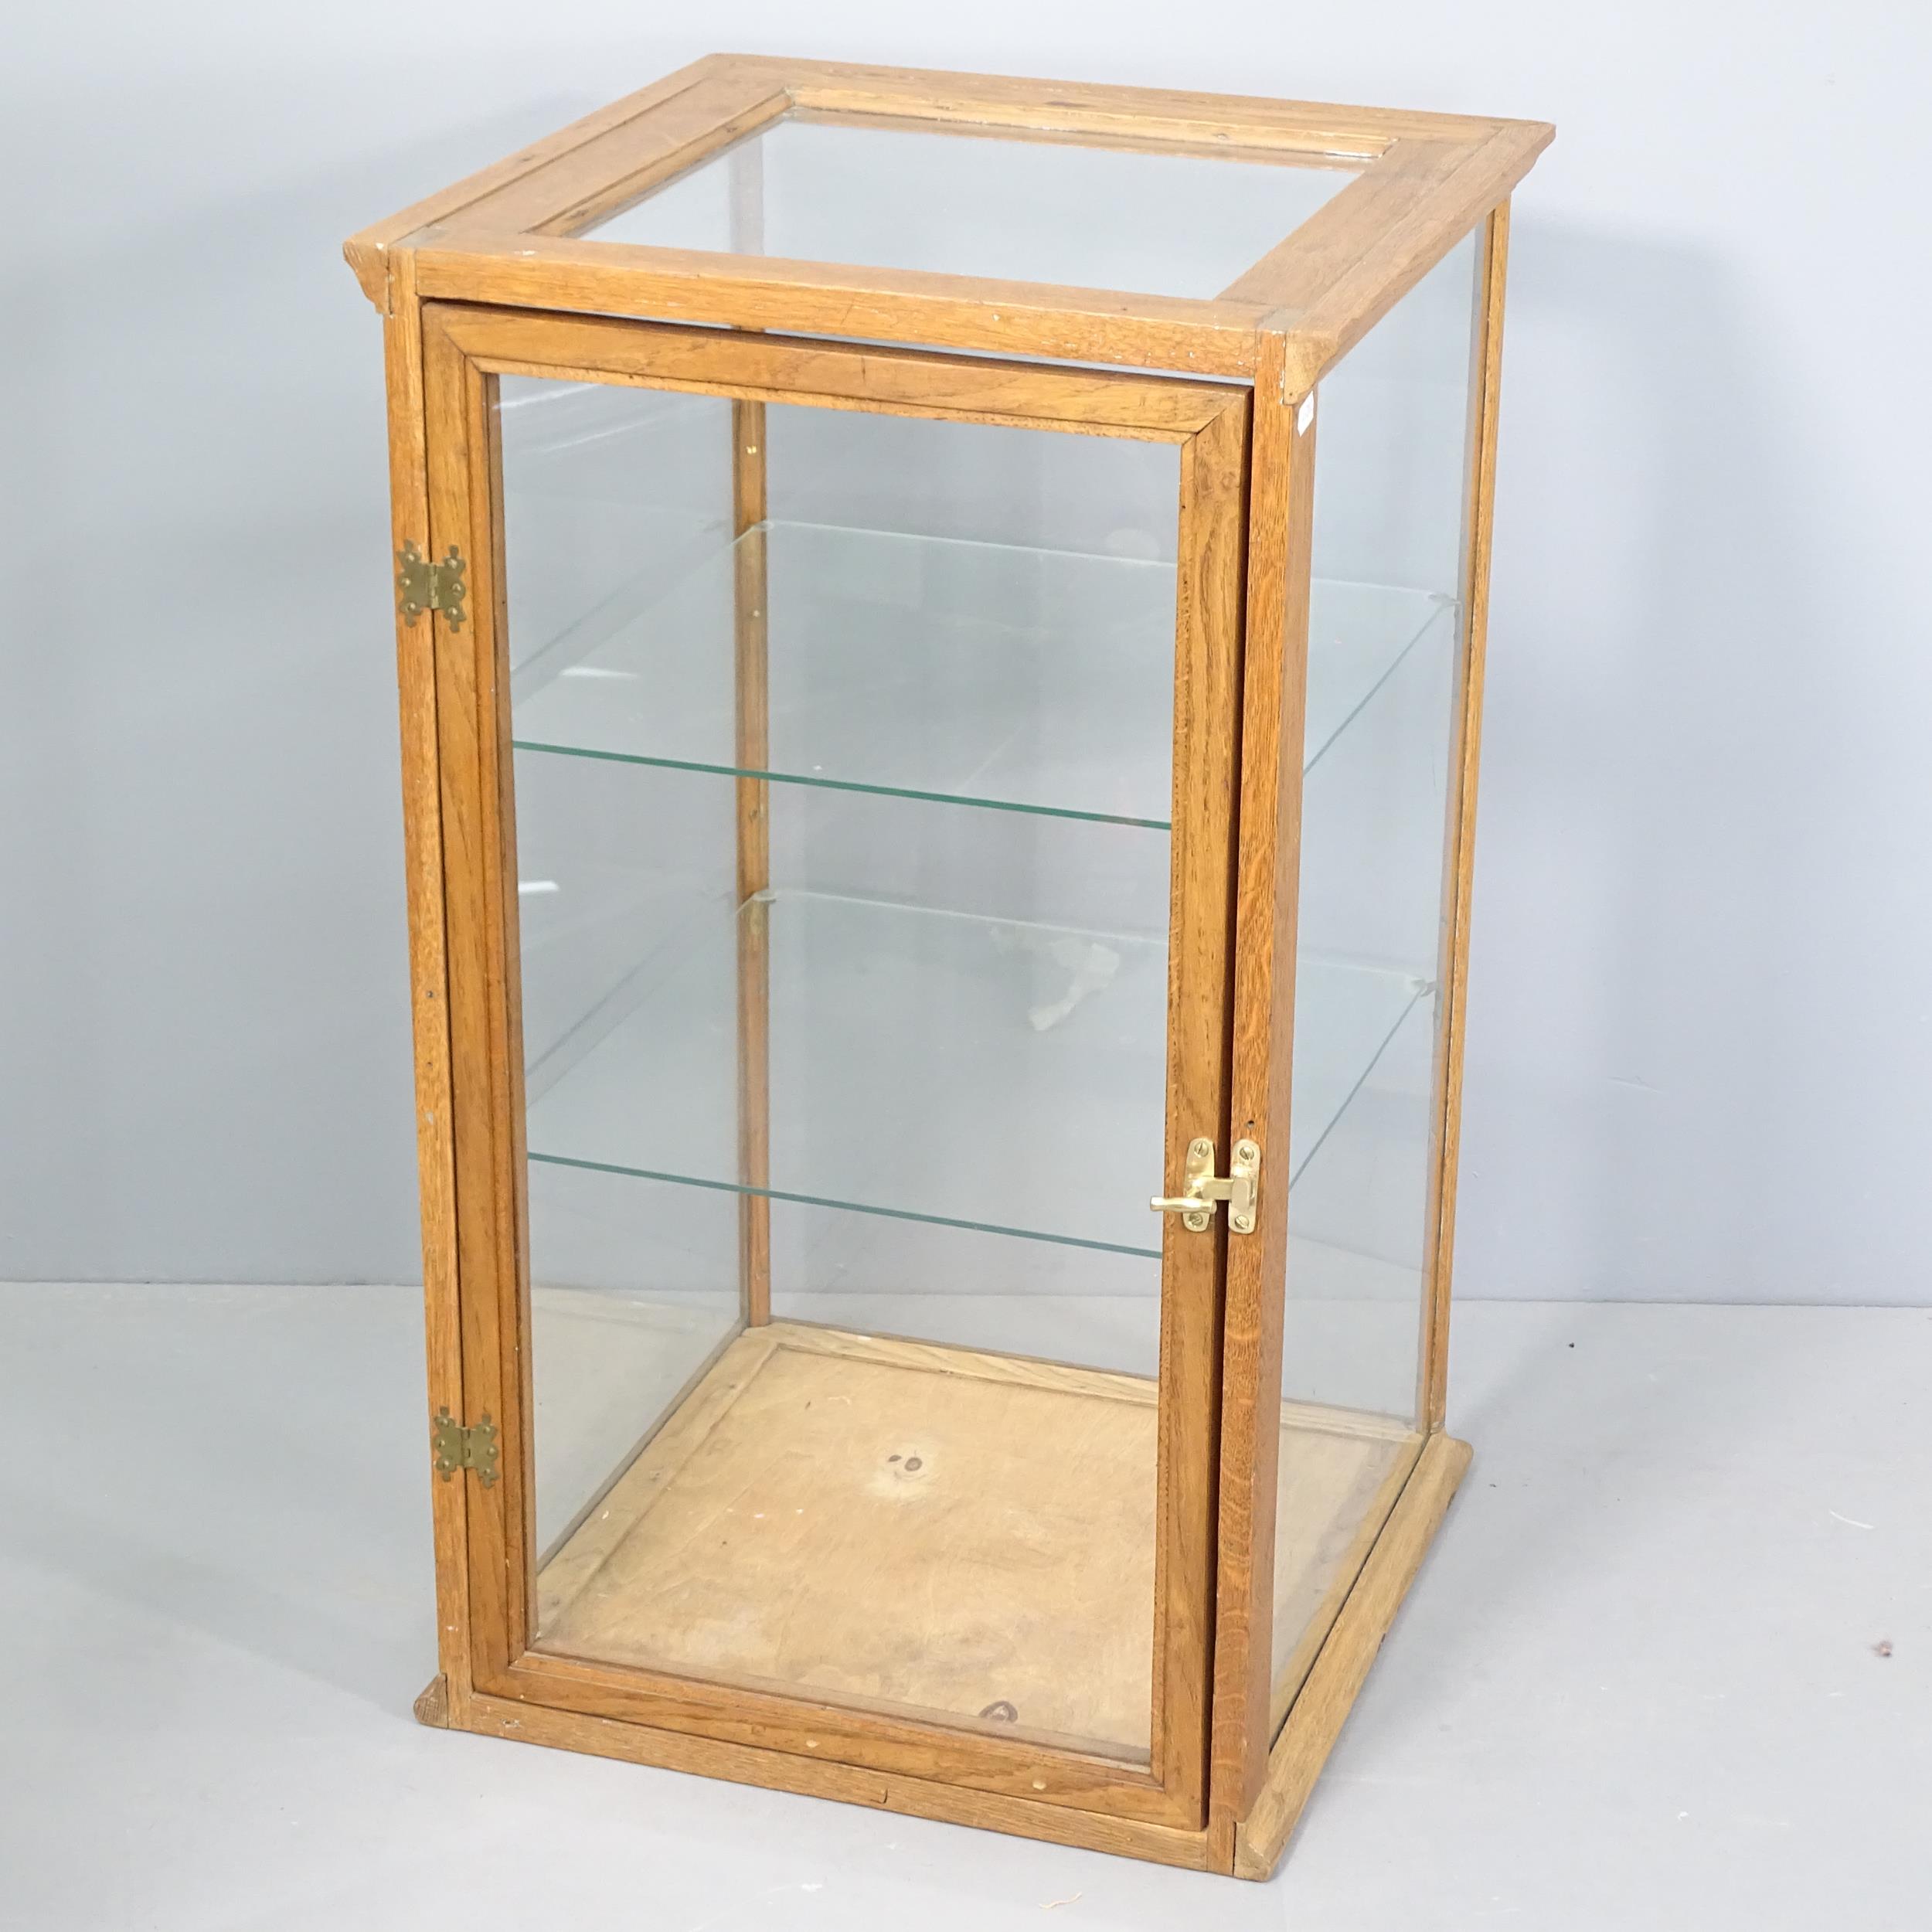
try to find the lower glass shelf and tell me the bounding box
[528,886,1168,1257]
[524,886,1429,1257]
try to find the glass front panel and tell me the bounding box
[1267,230,1484,1730]
[583,114,1358,299]
[502,376,1184,1760]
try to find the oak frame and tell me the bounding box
[355,55,1547,1881]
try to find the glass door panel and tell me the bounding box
[500,375,1185,1762]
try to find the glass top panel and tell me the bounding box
[582,114,1358,298]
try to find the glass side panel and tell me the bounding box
[1267,230,1484,1736]
[502,376,1179,1762]
[582,114,1357,300]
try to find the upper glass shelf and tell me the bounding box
[580,115,1358,301]
[514,520,1175,828]
[509,520,1451,830]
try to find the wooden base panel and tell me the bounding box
[452,1689,1216,1869]
[529,1321,1413,1769]
[535,1322,1159,1759]
[411,1413,1471,1877]
[1234,1430,1473,1879]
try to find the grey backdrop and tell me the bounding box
[4,3,1928,1300]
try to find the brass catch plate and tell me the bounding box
[1150,1136,1260,1234]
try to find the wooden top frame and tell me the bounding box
[346,53,1550,398]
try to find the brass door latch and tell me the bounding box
[397,541,468,630]
[1151,1136,1260,1234]
[430,1406,499,1485]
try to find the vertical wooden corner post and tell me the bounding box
[421,297,535,1685]
[1207,320,1318,1865]
[1417,197,1513,1432]
[733,410,771,1328]
[382,247,472,1726]
[730,137,773,1330]
[1155,389,1253,1833]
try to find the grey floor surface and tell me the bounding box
[2,1286,1927,1930]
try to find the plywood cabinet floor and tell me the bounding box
[533,1321,1417,1762]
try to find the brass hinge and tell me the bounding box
[430,1406,498,1485]
[397,541,468,630]
[1151,1136,1260,1234]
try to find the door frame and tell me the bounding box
[413,298,1250,1828]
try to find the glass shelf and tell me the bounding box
[509,520,1451,829]
[525,886,1427,1258]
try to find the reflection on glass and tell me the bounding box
[583,114,1358,299]
[505,380,1181,1758]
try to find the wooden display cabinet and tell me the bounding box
[345,55,1550,1879]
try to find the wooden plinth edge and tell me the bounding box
[438,1689,1213,1870]
[406,1387,1466,1877]
[413,1672,452,1729]
[1232,1430,1473,1879]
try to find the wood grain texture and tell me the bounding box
[485,345,538,1654]
[733,397,771,1326]
[1206,325,1318,1866]
[1254,123,1550,400]
[1153,395,1252,1825]
[1233,1430,1473,1879]
[422,308,530,1684]
[1419,202,1512,1434]
[488,1646,1175,1820]
[457,1690,1215,1869]
[410,238,1270,379]
[343,55,736,311]
[753,55,1516,151]
[783,103,1378,169]
[1219,137,1466,309]
[466,67,790,239]
[383,253,473,1723]
[427,300,1243,433]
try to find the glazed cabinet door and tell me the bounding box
[413,299,1249,1826]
